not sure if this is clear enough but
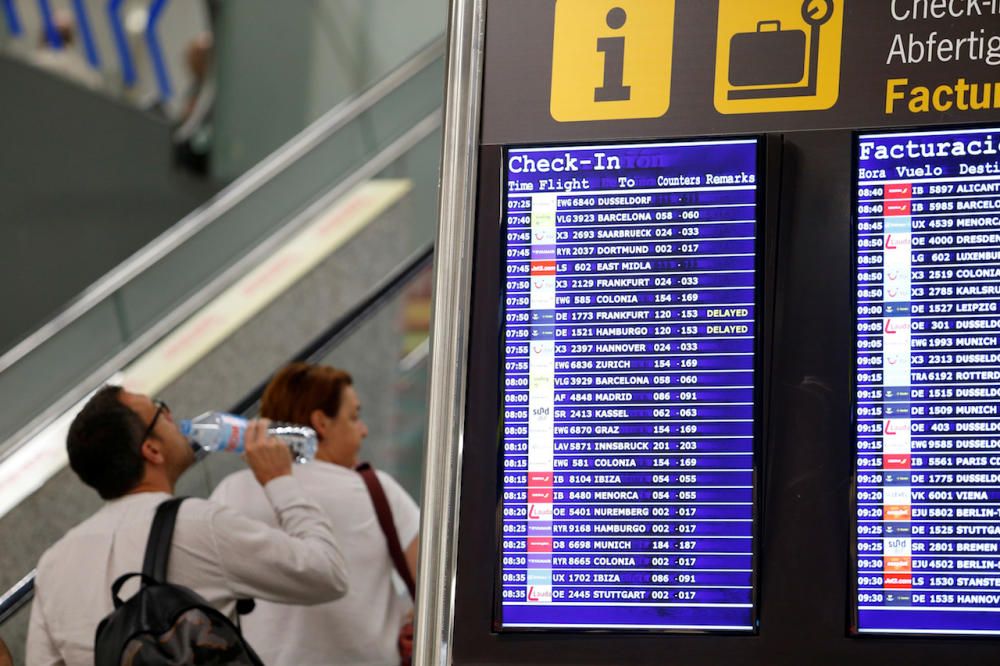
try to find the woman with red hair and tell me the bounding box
[212,362,419,665]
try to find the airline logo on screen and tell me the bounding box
[550,0,674,121]
[714,0,843,114]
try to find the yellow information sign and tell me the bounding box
[714,0,844,114]
[550,0,674,122]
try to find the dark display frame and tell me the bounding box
[489,136,769,635]
[848,121,1000,639]
[453,131,1000,665]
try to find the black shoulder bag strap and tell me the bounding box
[142,497,256,621]
[143,497,187,581]
[356,463,416,598]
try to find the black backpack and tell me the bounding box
[94,497,264,666]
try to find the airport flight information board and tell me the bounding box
[854,125,1000,636]
[497,138,761,632]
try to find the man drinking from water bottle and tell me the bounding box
[26,385,350,666]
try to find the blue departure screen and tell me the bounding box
[854,126,1000,636]
[497,139,761,632]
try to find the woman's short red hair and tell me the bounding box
[260,362,353,427]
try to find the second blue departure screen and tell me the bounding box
[854,125,1000,636]
[498,139,761,632]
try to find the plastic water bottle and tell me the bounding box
[180,412,318,463]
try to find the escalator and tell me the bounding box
[0,38,443,661]
[0,245,434,659]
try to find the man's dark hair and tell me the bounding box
[67,385,147,499]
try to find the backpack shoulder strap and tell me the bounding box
[142,497,187,582]
[356,463,415,598]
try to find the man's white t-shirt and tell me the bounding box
[211,460,420,666]
[27,477,349,666]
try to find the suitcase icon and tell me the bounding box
[717,0,840,109]
[728,20,805,88]
[724,0,836,101]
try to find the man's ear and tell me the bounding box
[309,409,328,438]
[140,438,166,465]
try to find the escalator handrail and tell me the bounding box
[0,109,439,478]
[0,569,34,627]
[0,244,434,629]
[0,36,445,377]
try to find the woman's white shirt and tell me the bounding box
[210,461,419,666]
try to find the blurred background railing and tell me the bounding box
[0,0,447,351]
[0,41,444,461]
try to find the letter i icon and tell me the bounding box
[550,0,674,122]
[595,7,631,101]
